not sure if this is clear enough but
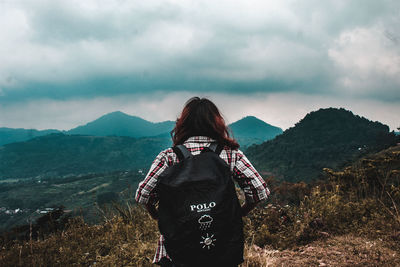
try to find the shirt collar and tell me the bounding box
[184,136,216,144]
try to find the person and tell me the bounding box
[135,97,270,266]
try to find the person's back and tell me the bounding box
[135,97,270,266]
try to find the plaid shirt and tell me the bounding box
[135,136,270,263]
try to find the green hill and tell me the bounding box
[67,111,175,138]
[0,128,60,146]
[229,116,282,147]
[0,133,171,179]
[246,108,398,182]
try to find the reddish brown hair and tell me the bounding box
[171,97,239,149]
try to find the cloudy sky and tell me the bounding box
[0,0,399,131]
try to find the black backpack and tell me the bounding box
[156,143,244,267]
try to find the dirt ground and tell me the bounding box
[244,234,400,267]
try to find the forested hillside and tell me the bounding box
[0,128,60,146]
[246,108,398,182]
[0,133,171,179]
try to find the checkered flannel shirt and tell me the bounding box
[135,136,270,263]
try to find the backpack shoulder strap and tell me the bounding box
[172,144,192,161]
[205,142,224,156]
[215,143,224,156]
[208,143,218,152]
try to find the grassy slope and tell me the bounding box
[1,206,398,267]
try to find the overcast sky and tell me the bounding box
[0,0,399,131]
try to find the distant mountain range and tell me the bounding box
[1,108,397,181]
[229,116,282,147]
[0,112,281,147]
[246,108,398,182]
[0,113,281,179]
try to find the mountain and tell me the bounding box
[0,133,171,179]
[68,112,280,147]
[0,128,60,146]
[0,114,282,179]
[246,108,398,182]
[67,111,175,138]
[0,112,280,148]
[229,116,282,147]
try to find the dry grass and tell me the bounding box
[0,206,159,266]
[244,234,400,267]
[1,205,399,266]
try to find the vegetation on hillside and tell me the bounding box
[0,134,171,179]
[246,108,398,182]
[1,145,399,266]
[0,128,60,146]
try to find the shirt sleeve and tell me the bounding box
[232,149,270,203]
[135,150,170,205]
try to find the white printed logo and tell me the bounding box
[190,202,216,213]
[198,214,213,230]
[200,233,216,250]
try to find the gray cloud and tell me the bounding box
[0,0,399,104]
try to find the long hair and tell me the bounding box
[171,97,239,149]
